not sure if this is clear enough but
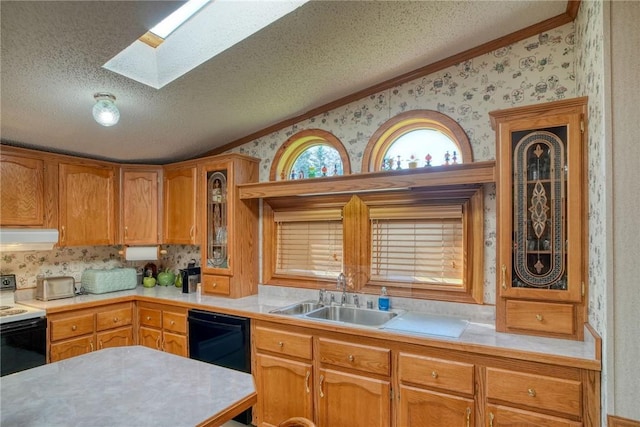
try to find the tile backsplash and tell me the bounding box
[0,245,201,300]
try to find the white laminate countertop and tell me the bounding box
[20,285,601,369]
[0,346,256,427]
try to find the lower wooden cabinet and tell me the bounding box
[316,368,390,427]
[253,320,599,427]
[255,353,313,427]
[137,302,188,357]
[398,385,473,427]
[48,302,133,362]
[486,404,582,427]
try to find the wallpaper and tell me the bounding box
[230,22,578,305]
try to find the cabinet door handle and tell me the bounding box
[278,341,284,348]
[431,371,438,379]
[304,371,311,393]
[501,264,507,290]
[489,412,494,427]
[319,375,325,398]
[99,340,103,349]
[528,388,536,397]
[90,341,94,352]
[71,324,77,331]
[124,226,128,240]
[190,226,195,242]
[156,336,162,350]
[61,226,65,243]
[348,354,354,362]
[465,407,471,427]
[535,314,543,321]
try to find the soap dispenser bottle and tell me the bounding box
[378,286,390,311]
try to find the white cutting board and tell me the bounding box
[382,312,468,338]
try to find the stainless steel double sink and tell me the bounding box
[270,300,398,328]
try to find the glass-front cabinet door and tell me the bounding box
[490,97,587,340]
[207,169,229,270]
[198,154,260,298]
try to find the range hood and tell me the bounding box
[0,229,59,252]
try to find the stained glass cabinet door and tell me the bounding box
[490,97,587,340]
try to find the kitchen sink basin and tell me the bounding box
[304,305,398,327]
[269,301,324,315]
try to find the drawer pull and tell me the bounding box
[501,264,507,290]
[170,320,175,326]
[465,407,471,427]
[528,388,536,397]
[71,325,77,331]
[489,412,494,427]
[348,354,354,362]
[113,317,119,323]
[278,341,284,348]
[535,314,543,321]
[319,375,325,398]
[305,371,311,393]
[212,282,217,288]
[431,371,438,379]
[146,316,151,321]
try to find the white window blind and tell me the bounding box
[370,205,464,286]
[274,209,343,279]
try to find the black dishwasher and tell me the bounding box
[188,309,252,424]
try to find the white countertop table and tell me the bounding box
[0,346,256,427]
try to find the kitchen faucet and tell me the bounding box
[337,272,347,305]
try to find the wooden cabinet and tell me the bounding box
[48,302,133,362]
[137,302,188,357]
[121,167,160,245]
[253,322,391,427]
[490,97,588,340]
[397,352,474,426]
[486,404,582,427]
[254,325,314,427]
[163,163,197,244]
[198,154,259,298]
[0,147,57,228]
[58,162,117,246]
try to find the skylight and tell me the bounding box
[104,0,309,89]
[149,0,210,39]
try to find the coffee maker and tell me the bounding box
[180,260,201,294]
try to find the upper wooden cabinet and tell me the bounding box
[490,97,588,340]
[163,163,197,245]
[0,148,56,227]
[59,162,117,246]
[198,154,259,298]
[121,167,160,245]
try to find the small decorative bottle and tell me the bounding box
[452,151,458,164]
[308,165,316,178]
[333,164,339,176]
[321,165,328,177]
[444,151,451,165]
[396,155,402,170]
[425,154,432,167]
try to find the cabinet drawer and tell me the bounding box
[398,352,474,395]
[506,300,574,335]
[139,307,162,328]
[486,368,582,417]
[318,338,390,376]
[163,311,187,334]
[202,274,230,296]
[50,313,94,341]
[255,326,313,360]
[96,306,133,331]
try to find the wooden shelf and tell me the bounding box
[238,161,495,199]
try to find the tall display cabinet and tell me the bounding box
[198,153,260,298]
[490,97,588,340]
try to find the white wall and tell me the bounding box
[609,1,640,421]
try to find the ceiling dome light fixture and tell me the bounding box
[92,92,120,127]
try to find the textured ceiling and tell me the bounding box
[0,1,568,164]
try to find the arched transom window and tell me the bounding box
[362,110,473,172]
[270,129,351,181]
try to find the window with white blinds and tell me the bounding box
[370,205,464,287]
[274,209,343,279]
